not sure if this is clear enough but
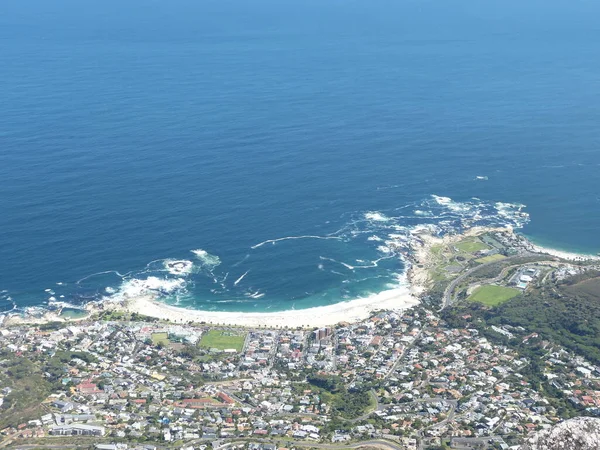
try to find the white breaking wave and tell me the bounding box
[191,249,221,269]
[495,202,529,228]
[377,245,392,254]
[48,299,85,310]
[431,195,452,206]
[251,235,342,249]
[77,270,131,285]
[320,255,393,270]
[33,194,531,313]
[364,211,391,222]
[163,259,194,276]
[476,175,488,180]
[106,277,187,301]
[234,270,249,286]
[232,254,250,267]
[320,256,356,270]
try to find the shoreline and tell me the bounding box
[526,242,600,262]
[115,285,421,328]
[5,225,599,328]
[404,225,514,291]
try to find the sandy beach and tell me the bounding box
[120,285,420,328]
[6,225,598,329]
[116,226,512,327]
[528,244,600,262]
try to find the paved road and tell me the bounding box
[423,399,458,431]
[293,439,405,450]
[349,389,382,423]
[6,438,406,450]
[383,328,424,380]
[441,253,533,310]
[215,438,406,450]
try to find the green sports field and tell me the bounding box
[199,330,246,352]
[455,238,489,253]
[151,332,169,345]
[475,254,506,264]
[468,285,520,306]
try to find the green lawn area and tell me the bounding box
[199,330,246,352]
[151,332,169,345]
[475,254,507,264]
[430,244,444,257]
[455,238,489,253]
[468,285,520,306]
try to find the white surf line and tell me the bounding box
[321,253,397,271]
[251,235,342,249]
[319,256,355,270]
[234,270,250,286]
[76,270,131,284]
[232,254,250,267]
[372,255,396,265]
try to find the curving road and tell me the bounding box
[215,438,406,450]
[3,439,406,450]
[441,253,533,310]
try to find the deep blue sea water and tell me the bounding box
[1,0,600,313]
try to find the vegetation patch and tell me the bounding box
[455,238,489,253]
[0,353,52,429]
[468,285,520,306]
[151,332,169,346]
[448,271,600,365]
[564,276,600,299]
[306,374,374,420]
[475,254,507,264]
[199,330,246,352]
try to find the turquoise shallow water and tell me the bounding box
[1,0,599,313]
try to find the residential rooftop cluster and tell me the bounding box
[0,298,598,449]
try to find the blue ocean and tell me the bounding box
[1,0,599,313]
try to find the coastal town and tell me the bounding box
[1,228,600,450]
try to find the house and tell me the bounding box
[52,400,74,412]
[218,392,235,405]
[50,424,105,436]
[77,381,102,395]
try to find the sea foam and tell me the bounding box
[164,259,194,276]
[191,249,221,268]
[364,211,391,222]
[22,194,533,314]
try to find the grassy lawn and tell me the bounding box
[430,244,444,257]
[468,285,520,306]
[151,332,169,345]
[455,238,489,253]
[199,330,246,352]
[475,254,507,264]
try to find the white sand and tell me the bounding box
[9,226,597,329]
[529,244,599,262]
[121,285,420,328]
